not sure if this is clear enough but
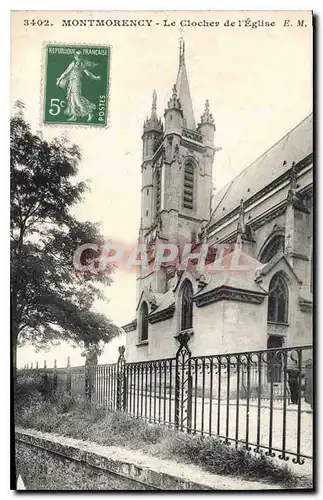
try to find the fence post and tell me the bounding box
[117,346,126,411]
[174,330,193,432]
[305,359,313,409]
[85,362,95,401]
[85,363,95,401]
[85,363,90,400]
[36,361,39,370]
[43,360,48,392]
[66,357,72,396]
[53,359,57,390]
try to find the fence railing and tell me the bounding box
[19,357,86,397]
[90,338,313,466]
[21,339,313,466]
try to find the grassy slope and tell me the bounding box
[15,389,310,488]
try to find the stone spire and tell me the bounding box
[237,198,246,234]
[200,99,215,125]
[152,89,160,119]
[236,199,245,249]
[167,84,182,110]
[286,160,308,211]
[179,37,185,65]
[143,90,163,132]
[235,198,255,252]
[175,39,196,130]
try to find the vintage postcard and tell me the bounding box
[11,10,313,491]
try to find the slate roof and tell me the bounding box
[256,251,302,284]
[209,113,313,227]
[147,289,175,318]
[193,251,267,298]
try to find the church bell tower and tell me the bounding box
[138,39,217,297]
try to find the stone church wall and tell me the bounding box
[126,315,178,363]
[293,303,313,348]
[191,300,268,357]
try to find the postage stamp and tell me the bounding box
[43,44,110,127]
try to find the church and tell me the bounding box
[122,41,313,363]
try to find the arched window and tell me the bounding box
[139,302,149,341]
[267,274,289,324]
[155,168,161,217]
[183,162,195,210]
[181,280,193,331]
[260,235,285,264]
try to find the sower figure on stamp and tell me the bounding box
[56,50,101,122]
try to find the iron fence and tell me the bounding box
[21,340,313,466]
[19,358,85,397]
[90,339,313,466]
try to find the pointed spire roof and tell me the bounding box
[143,90,163,132]
[167,84,182,110]
[151,89,158,120]
[176,39,196,130]
[199,99,215,126]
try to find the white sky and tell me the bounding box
[11,10,312,367]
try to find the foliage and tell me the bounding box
[10,103,121,359]
[14,371,45,408]
[15,396,300,487]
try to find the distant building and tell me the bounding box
[123,41,313,362]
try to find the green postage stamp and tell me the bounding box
[43,45,110,126]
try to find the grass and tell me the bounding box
[15,385,308,488]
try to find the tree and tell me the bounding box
[11,104,121,371]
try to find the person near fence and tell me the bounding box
[81,345,99,367]
[286,356,301,405]
[81,343,100,398]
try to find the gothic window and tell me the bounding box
[181,280,193,331]
[260,235,285,264]
[155,168,161,217]
[267,274,289,324]
[183,162,195,210]
[139,302,149,342]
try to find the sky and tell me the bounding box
[11,10,312,367]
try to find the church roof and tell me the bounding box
[194,250,267,298]
[255,251,302,284]
[209,113,313,228]
[148,289,175,316]
[176,40,196,130]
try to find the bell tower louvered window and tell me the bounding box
[155,168,161,217]
[183,162,194,210]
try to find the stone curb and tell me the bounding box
[15,427,282,490]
